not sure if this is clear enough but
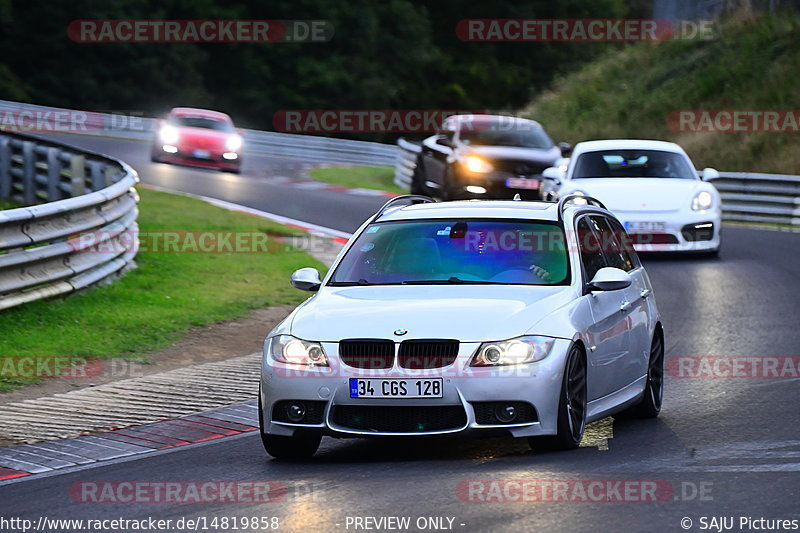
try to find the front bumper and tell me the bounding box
[154,143,240,170]
[260,339,572,439]
[451,169,545,200]
[617,210,721,253]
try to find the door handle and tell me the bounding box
[640,289,651,299]
[620,300,632,312]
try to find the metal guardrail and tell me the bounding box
[706,172,800,225]
[394,138,422,190]
[393,138,800,226]
[0,99,399,167]
[0,132,139,311]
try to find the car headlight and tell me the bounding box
[692,190,713,211]
[159,125,179,144]
[268,335,328,367]
[470,336,555,366]
[463,154,494,173]
[225,134,243,152]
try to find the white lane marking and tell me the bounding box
[140,184,353,240]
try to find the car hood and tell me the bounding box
[176,127,232,145]
[566,178,701,212]
[460,145,561,164]
[290,285,575,342]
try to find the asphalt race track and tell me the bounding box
[2,134,799,533]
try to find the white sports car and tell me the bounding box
[542,140,721,254]
[259,195,664,459]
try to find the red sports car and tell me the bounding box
[151,107,243,173]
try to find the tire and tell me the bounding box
[409,157,426,195]
[627,329,664,418]
[529,343,587,452]
[258,391,321,459]
[260,432,321,460]
[440,167,461,201]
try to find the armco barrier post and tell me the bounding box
[46,147,62,202]
[0,137,10,200]
[22,140,36,204]
[70,154,86,197]
[89,160,105,191]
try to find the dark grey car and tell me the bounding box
[412,114,570,200]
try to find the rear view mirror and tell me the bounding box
[588,267,632,292]
[558,142,572,156]
[701,167,719,181]
[436,135,455,149]
[291,268,322,292]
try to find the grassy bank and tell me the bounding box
[0,188,323,391]
[524,15,800,173]
[308,166,403,194]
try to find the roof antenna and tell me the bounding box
[513,193,522,201]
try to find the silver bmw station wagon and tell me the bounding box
[259,195,664,459]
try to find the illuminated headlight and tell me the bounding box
[225,134,243,152]
[692,191,713,211]
[268,335,328,367]
[463,155,494,173]
[159,125,179,144]
[470,336,555,367]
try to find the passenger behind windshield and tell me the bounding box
[330,220,569,286]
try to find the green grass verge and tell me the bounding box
[0,188,323,392]
[308,166,404,194]
[524,15,800,174]
[0,200,20,210]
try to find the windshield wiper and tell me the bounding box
[329,278,373,286]
[401,277,497,285]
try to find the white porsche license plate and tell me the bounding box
[505,178,540,190]
[193,149,211,159]
[626,221,666,232]
[349,378,443,398]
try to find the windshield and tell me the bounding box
[329,219,570,286]
[458,122,554,149]
[171,116,233,131]
[572,149,696,179]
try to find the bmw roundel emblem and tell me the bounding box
[394,329,408,336]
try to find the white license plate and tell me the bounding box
[505,178,541,190]
[349,378,443,398]
[626,221,666,232]
[193,149,211,159]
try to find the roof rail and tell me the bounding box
[557,194,607,220]
[371,195,436,222]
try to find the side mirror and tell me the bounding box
[558,142,572,156]
[542,166,563,185]
[436,135,455,149]
[291,267,322,292]
[587,267,632,292]
[701,167,719,181]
